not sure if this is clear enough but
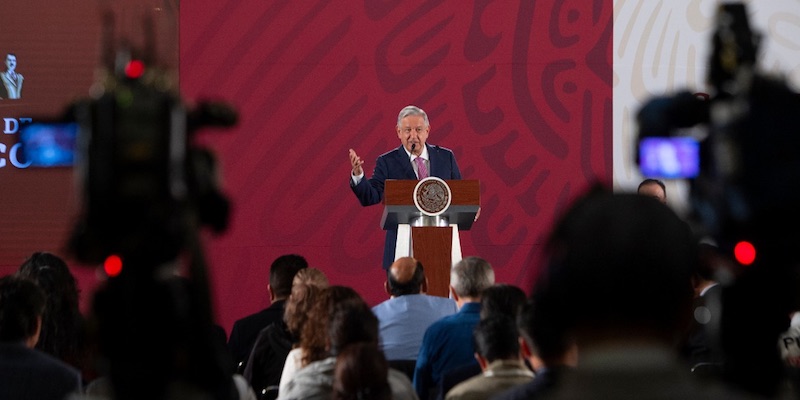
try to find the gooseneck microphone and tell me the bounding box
[411,143,416,153]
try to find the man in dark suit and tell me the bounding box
[228,254,307,369]
[0,275,82,400]
[349,105,462,269]
[681,242,724,370]
[490,299,577,400]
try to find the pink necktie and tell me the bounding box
[414,157,428,179]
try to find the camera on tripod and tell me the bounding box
[67,45,237,268]
[636,2,800,261]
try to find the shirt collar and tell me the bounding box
[699,282,719,297]
[403,144,429,161]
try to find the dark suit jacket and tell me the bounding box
[243,320,294,394]
[228,300,286,367]
[0,342,82,400]
[350,144,461,268]
[681,284,723,367]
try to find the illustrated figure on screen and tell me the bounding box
[348,105,462,269]
[1,53,24,99]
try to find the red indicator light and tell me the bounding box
[734,241,756,266]
[124,60,145,79]
[104,255,123,277]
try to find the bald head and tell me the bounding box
[390,257,417,283]
[386,257,426,297]
[637,179,667,204]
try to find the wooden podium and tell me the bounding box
[381,179,480,297]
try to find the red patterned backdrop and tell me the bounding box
[180,0,612,332]
[0,1,611,333]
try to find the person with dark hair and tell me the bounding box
[83,273,255,400]
[372,257,457,363]
[478,284,526,321]
[348,105,462,269]
[414,256,494,400]
[436,284,527,400]
[0,275,82,399]
[16,251,85,372]
[530,188,735,399]
[229,254,308,368]
[246,268,328,398]
[489,299,577,400]
[444,316,533,400]
[279,292,417,400]
[681,242,726,371]
[333,342,393,400]
[637,178,667,204]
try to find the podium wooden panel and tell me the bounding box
[382,180,480,297]
[411,227,453,297]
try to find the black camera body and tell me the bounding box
[636,3,800,259]
[68,64,235,267]
[636,4,800,395]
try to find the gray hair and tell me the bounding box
[396,105,429,128]
[450,256,495,298]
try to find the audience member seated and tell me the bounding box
[279,293,417,400]
[84,269,256,400]
[16,251,86,374]
[372,257,457,366]
[279,284,358,396]
[0,275,83,399]
[413,256,495,400]
[530,188,739,399]
[490,299,577,400]
[333,342,393,400]
[436,284,527,400]
[637,178,667,204]
[681,242,725,373]
[229,254,308,370]
[256,268,328,397]
[444,316,534,400]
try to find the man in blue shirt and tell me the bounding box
[373,257,458,362]
[413,256,495,400]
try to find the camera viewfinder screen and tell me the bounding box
[18,122,77,167]
[639,137,700,179]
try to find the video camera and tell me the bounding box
[636,2,800,265]
[61,12,243,400]
[636,3,800,396]
[67,45,237,267]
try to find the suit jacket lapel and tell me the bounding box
[394,146,417,179]
[426,144,439,178]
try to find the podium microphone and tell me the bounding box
[411,143,416,153]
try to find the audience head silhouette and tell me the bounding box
[0,275,45,346]
[300,285,361,366]
[473,315,521,364]
[637,178,667,204]
[16,251,83,366]
[268,254,308,301]
[333,342,392,400]
[450,256,495,302]
[480,283,526,320]
[537,187,696,345]
[386,257,426,297]
[284,268,329,340]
